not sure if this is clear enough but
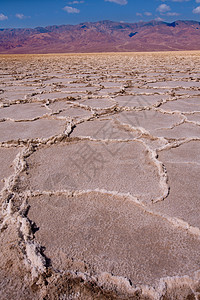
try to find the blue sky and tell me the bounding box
[0,0,200,28]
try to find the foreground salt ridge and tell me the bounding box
[0,52,200,299]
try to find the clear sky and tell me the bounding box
[0,0,200,28]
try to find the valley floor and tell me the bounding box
[0,52,200,299]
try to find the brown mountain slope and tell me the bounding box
[0,20,200,53]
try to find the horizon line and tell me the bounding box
[0,18,199,30]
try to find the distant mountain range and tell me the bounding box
[0,20,200,54]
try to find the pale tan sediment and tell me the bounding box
[0,51,200,299]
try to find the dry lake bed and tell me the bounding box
[0,52,200,299]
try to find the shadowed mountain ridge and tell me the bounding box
[0,20,200,53]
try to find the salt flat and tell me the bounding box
[0,52,200,300]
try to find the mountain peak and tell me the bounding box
[0,20,200,54]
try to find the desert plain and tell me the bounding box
[0,52,200,299]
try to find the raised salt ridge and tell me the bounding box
[0,52,200,299]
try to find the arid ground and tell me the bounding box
[0,52,200,299]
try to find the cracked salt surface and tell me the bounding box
[19,140,162,203]
[0,52,200,299]
[0,102,49,121]
[0,118,67,142]
[28,192,200,286]
[153,141,200,228]
[161,97,200,112]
